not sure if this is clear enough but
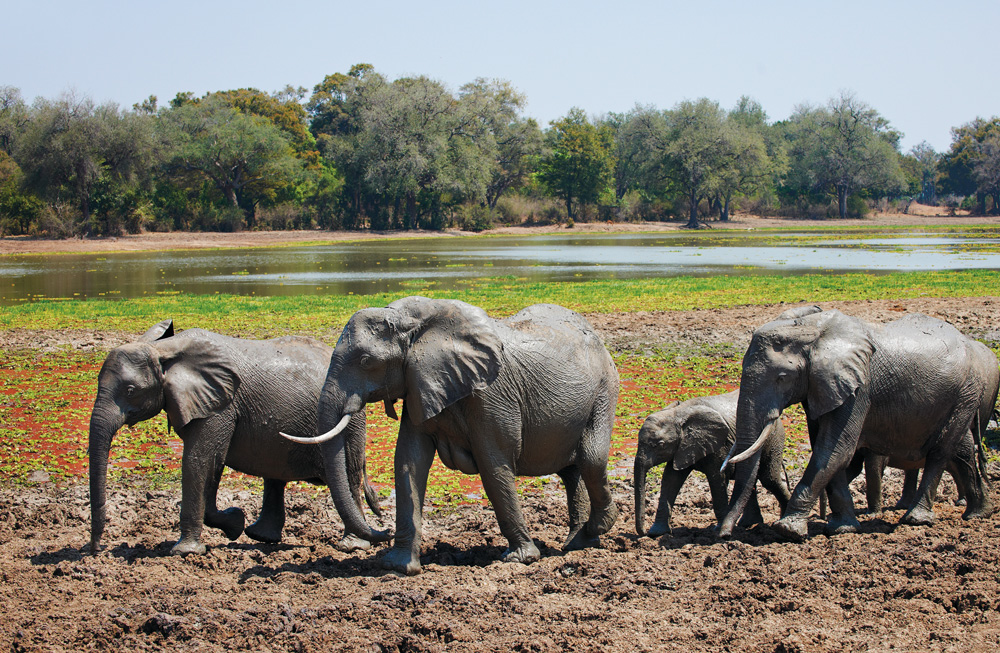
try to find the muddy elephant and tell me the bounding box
[719,309,994,541]
[846,336,998,513]
[88,320,385,556]
[634,390,790,537]
[282,297,620,575]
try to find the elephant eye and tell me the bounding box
[359,354,375,370]
[126,385,136,397]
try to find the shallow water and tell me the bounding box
[2,231,999,304]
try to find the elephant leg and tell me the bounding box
[558,466,589,547]
[948,440,994,520]
[902,454,947,526]
[479,463,540,562]
[896,470,919,509]
[173,419,233,555]
[738,487,766,527]
[245,479,286,543]
[646,467,692,538]
[773,406,862,542]
[702,461,731,526]
[574,415,619,544]
[201,460,245,541]
[382,425,436,575]
[863,453,887,514]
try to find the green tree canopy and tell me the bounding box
[785,92,906,219]
[538,108,613,220]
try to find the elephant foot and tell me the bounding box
[245,518,283,544]
[563,529,599,551]
[382,546,422,576]
[338,533,372,552]
[771,516,808,542]
[961,497,995,520]
[644,520,671,539]
[901,505,937,526]
[955,498,968,507]
[586,502,619,537]
[170,539,207,556]
[212,507,246,541]
[824,515,860,536]
[502,541,541,565]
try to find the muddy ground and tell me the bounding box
[3,217,1000,652]
[2,295,1000,652]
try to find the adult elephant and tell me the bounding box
[847,336,998,513]
[634,390,790,537]
[718,309,994,541]
[282,297,620,575]
[89,320,386,556]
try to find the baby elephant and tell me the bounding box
[634,391,790,537]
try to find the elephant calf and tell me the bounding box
[89,320,384,556]
[634,391,790,537]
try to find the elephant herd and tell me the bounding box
[87,297,999,575]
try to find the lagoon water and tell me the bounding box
[2,231,999,304]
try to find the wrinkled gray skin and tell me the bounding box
[88,321,385,556]
[634,391,790,537]
[719,308,994,542]
[295,297,619,575]
[846,337,998,513]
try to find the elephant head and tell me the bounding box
[634,399,731,536]
[718,308,874,536]
[286,297,504,444]
[88,320,240,552]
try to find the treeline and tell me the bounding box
[1,64,998,237]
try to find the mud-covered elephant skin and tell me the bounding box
[847,337,998,513]
[88,321,384,556]
[284,297,619,575]
[634,390,790,537]
[719,309,995,542]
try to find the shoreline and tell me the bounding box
[3,211,999,256]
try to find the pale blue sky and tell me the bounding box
[6,0,998,152]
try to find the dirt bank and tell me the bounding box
[2,208,998,256]
[2,296,1000,651]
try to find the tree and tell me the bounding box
[602,105,666,204]
[908,141,940,204]
[538,108,613,220]
[458,78,543,209]
[0,86,29,156]
[785,92,905,219]
[158,94,302,227]
[14,92,156,235]
[939,117,1000,214]
[651,98,732,228]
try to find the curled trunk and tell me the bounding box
[88,404,124,552]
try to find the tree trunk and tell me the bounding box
[721,195,731,222]
[686,190,700,228]
[837,185,849,219]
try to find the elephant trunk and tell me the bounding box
[717,416,776,537]
[318,385,390,544]
[634,454,649,536]
[88,401,125,553]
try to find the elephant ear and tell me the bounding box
[806,311,874,420]
[139,319,174,342]
[391,297,503,425]
[155,334,241,429]
[674,405,733,470]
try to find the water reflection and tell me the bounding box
[2,232,999,304]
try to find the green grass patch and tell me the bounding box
[3,269,998,341]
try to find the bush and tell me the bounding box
[256,203,315,231]
[455,204,495,232]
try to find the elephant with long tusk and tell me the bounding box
[89,320,387,556]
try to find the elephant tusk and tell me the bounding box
[721,420,775,472]
[280,413,353,444]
